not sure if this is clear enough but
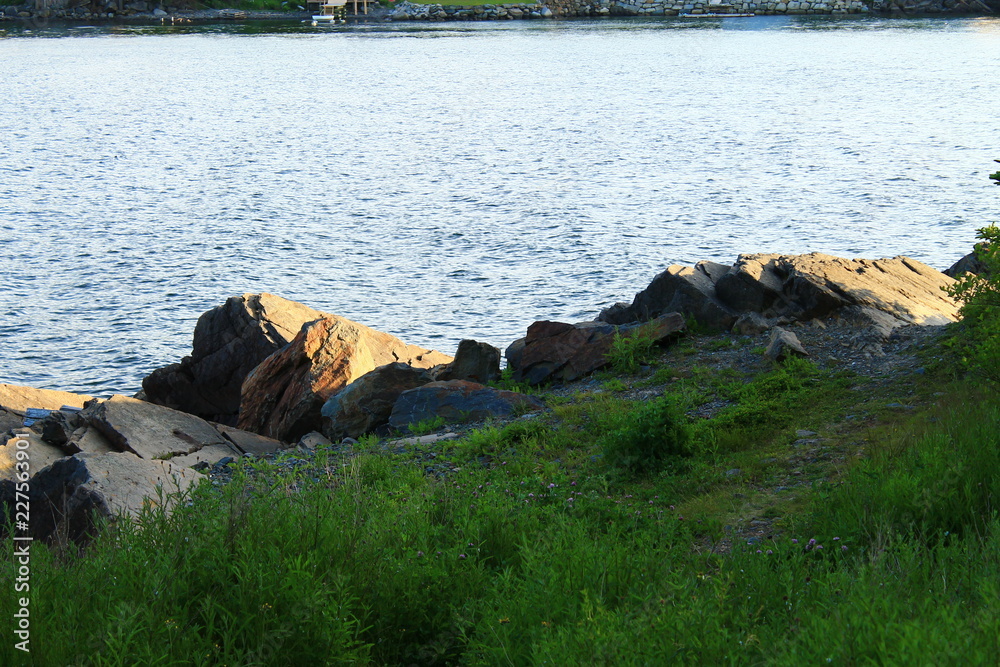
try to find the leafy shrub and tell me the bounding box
[606,325,658,374]
[946,224,1000,383]
[600,396,692,475]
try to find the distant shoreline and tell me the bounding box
[2,2,995,25]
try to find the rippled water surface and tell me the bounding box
[2,16,999,395]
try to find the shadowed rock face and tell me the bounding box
[599,253,959,330]
[141,293,327,424]
[238,316,452,443]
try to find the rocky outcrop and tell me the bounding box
[321,363,435,441]
[1,385,287,544]
[1,392,283,491]
[600,262,736,330]
[238,316,452,443]
[506,312,686,386]
[142,293,327,424]
[388,380,544,431]
[3,452,199,545]
[601,253,959,332]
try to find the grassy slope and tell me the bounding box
[4,327,1000,665]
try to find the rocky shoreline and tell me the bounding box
[0,249,980,545]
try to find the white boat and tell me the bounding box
[313,0,347,23]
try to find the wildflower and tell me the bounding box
[766,550,773,555]
[499,617,510,624]
[841,545,848,552]
[756,550,762,554]
[458,554,467,560]
[791,539,798,544]
[833,536,840,541]
[548,483,556,488]
[417,551,424,557]
[571,481,577,486]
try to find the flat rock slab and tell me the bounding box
[86,395,229,460]
[0,383,93,413]
[3,451,200,544]
[169,442,243,468]
[385,432,460,447]
[388,380,545,430]
[212,423,285,456]
[67,427,117,456]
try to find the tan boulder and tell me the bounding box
[238,315,451,442]
[0,383,93,436]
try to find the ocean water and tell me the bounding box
[1,15,998,396]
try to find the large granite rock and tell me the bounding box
[321,362,434,441]
[141,293,327,423]
[238,316,452,443]
[506,312,686,386]
[601,253,959,330]
[388,380,544,431]
[1,452,199,545]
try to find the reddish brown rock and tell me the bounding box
[507,313,686,386]
[238,316,451,443]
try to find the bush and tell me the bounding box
[946,224,1000,382]
[600,396,692,475]
[605,325,658,374]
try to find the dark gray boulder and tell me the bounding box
[433,339,501,384]
[388,380,544,431]
[321,363,435,441]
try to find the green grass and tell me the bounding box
[6,326,1000,665]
